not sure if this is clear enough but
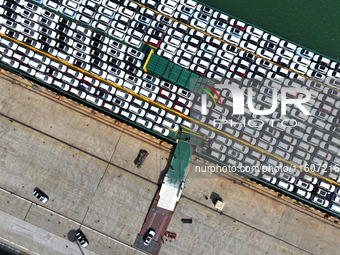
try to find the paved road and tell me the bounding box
[0,210,97,255]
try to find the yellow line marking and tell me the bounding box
[73,244,81,250]
[272,242,300,254]
[181,200,218,216]
[143,49,154,72]
[0,212,5,216]
[0,117,153,188]
[130,0,340,93]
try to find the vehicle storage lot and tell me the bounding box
[2,74,340,255]
[1,0,340,213]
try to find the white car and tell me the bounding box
[35,72,53,84]
[173,56,190,68]
[127,47,145,60]
[207,26,224,38]
[295,188,311,199]
[142,82,160,94]
[144,229,155,246]
[292,55,311,67]
[177,88,194,100]
[1,56,20,69]
[318,181,335,193]
[160,43,178,54]
[295,179,314,192]
[256,48,274,60]
[133,98,149,109]
[149,105,166,116]
[121,110,136,121]
[157,49,174,60]
[123,82,140,94]
[143,74,160,85]
[164,35,181,47]
[160,90,176,101]
[125,35,142,48]
[239,41,257,53]
[173,104,189,115]
[276,180,294,192]
[85,94,103,106]
[69,87,86,99]
[276,48,294,60]
[136,117,153,129]
[290,63,308,74]
[139,88,156,100]
[279,40,297,52]
[311,195,329,208]
[152,124,169,136]
[129,105,146,117]
[160,81,177,93]
[190,19,208,31]
[99,83,116,94]
[115,90,133,102]
[210,141,227,153]
[103,103,120,114]
[53,80,70,91]
[162,119,179,132]
[278,172,296,184]
[177,96,192,108]
[165,112,182,124]
[210,150,226,161]
[18,64,36,76]
[145,112,162,124]
[262,33,280,44]
[157,4,175,16]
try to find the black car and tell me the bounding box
[132,22,147,33]
[262,41,277,53]
[90,40,105,51]
[75,230,89,248]
[33,188,49,203]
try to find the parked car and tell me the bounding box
[33,188,48,203]
[75,230,89,247]
[144,229,155,246]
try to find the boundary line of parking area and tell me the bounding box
[130,0,340,93]
[2,32,340,189]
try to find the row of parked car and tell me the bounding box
[141,0,340,90]
[195,83,340,180]
[2,0,339,165]
[0,1,202,136]
[27,0,340,88]
[259,169,340,214]
[202,120,340,214]
[0,33,196,137]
